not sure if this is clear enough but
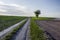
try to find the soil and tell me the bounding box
[35,20,60,40]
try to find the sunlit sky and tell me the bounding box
[0,0,60,18]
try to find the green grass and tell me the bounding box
[0,16,26,31]
[30,17,46,40]
[4,19,27,40]
[32,17,55,20]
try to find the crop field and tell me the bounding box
[34,17,60,40]
[32,17,55,20]
[0,16,26,31]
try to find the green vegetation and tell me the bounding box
[4,19,27,40]
[30,17,46,40]
[34,10,41,18]
[32,17,55,20]
[0,16,26,31]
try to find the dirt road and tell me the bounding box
[0,19,27,40]
[11,18,30,40]
[36,20,60,40]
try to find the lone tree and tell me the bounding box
[34,10,41,18]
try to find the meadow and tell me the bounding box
[0,16,26,31]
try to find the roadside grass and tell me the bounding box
[3,19,27,40]
[30,17,46,40]
[0,16,26,31]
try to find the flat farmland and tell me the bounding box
[0,17,60,40]
[35,19,60,40]
[0,16,26,31]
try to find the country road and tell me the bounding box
[0,19,27,40]
[36,20,60,40]
[11,18,30,40]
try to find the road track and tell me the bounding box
[0,19,27,40]
[11,18,30,40]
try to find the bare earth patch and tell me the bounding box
[35,20,60,40]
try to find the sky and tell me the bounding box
[0,0,60,18]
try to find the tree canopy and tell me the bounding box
[34,10,41,18]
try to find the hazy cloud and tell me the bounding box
[0,1,33,16]
[0,0,60,18]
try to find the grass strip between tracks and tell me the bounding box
[3,19,27,40]
[30,18,46,40]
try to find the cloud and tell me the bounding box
[0,1,5,5]
[0,9,7,12]
[0,1,33,16]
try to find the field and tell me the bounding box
[34,17,60,40]
[32,17,55,20]
[0,16,26,31]
[0,16,60,40]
